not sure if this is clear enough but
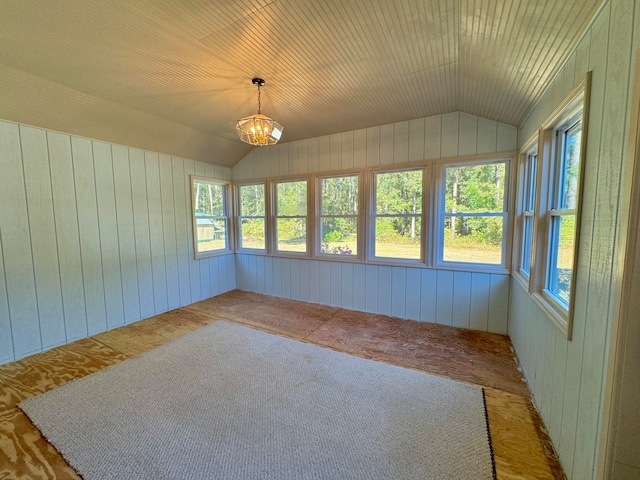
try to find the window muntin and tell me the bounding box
[371,169,423,260]
[318,175,359,256]
[520,149,537,276]
[546,118,582,305]
[237,183,266,250]
[274,180,308,253]
[440,161,508,265]
[191,177,230,257]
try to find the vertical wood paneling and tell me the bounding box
[458,113,478,156]
[341,263,353,310]
[377,266,392,316]
[423,115,442,159]
[452,271,472,329]
[366,126,380,167]
[419,269,437,323]
[325,261,339,306]
[488,274,509,334]
[393,121,409,164]
[72,136,107,336]
[309,259,319,303]
[290,258,301,300]
[93,141,125,329]
[470,273,491,331]
[352,263,366,311]
[0,122,41,357]
[47,132,87,340]
[405,268,421,321]
[330,134,343,172]
[298,259,310,302]
[441,112,460,157]
[112,145,141,324]
[319,261,331,305]
[264,256,274,296]
[340,132,354,170]
[281,258,292,298]
[159,154,180,309]
[21,126,66,348]
[171,156,191,306]
[272,257,283,297]
[476,118,498,154]
[0,120,234,364]
[0,235,12,362]
[145,153,169,312]
[391,267,406,318]
[496,123,517,151]
[379,124,394,165]
[435,270,454,325]
[408,118,425,162]
[130,149,156,316]
[353,129,366,168]
[364,264,378,313]
[319,136,331,172]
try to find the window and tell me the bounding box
[371,169,424,261]
[546,117,582,306]
[237,183,266,251]
[317,174,360,257]
[525,72,590,339]
[274,179,308,254]
[518,146,538,277]
[191,177,231,258]
[438,161,508,266]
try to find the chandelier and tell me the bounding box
[236,78,283,146]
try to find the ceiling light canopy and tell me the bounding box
[236,78,283,146]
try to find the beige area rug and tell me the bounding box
[20,321,496,480]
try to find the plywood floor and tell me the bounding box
[0,290,564,479]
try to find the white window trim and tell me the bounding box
[270,177,312,257]
[529,72,592,340]
[190,176,232,259]
[434,158,512,271]
[235,181,267,254]
[315,172,364,261]
[368,166,427,264]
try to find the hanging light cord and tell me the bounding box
[257,84,262,114]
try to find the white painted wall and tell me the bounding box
[232,112,517,334]
[509,1,640,478]
[0,119,236,365]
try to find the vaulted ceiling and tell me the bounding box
[0,0,602,166]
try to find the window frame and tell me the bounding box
[235,181,267,253]
[528,72,591,339]
[434,158,512,271]
[315,172,363,261]
[270,177,311,257]
[368,166,427,265]
[513,136,539,286]
[190,175,232,259]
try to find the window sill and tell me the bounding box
[195,249,234,260]
[530,291,570,339]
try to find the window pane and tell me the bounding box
[239,184,265,216]
[374,217,421,259]
[321,217,357,255]
[444,163,506,213]
[548,215,575,304]
[277,181,307,216]
[560,122,581,209]
[277,218,307,252]
[321,176,358,215]
[239,218,265,250]
[375,171,422,214]
[193,182,224,216]
[521,216,534,274]
[443,215,503,264]
[525,154,537,211]
[196,218,226,252]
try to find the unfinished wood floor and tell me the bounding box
[0,290,564,479]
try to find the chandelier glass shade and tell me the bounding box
[236,78,283,146]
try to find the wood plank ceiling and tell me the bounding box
[0,0,602,166]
